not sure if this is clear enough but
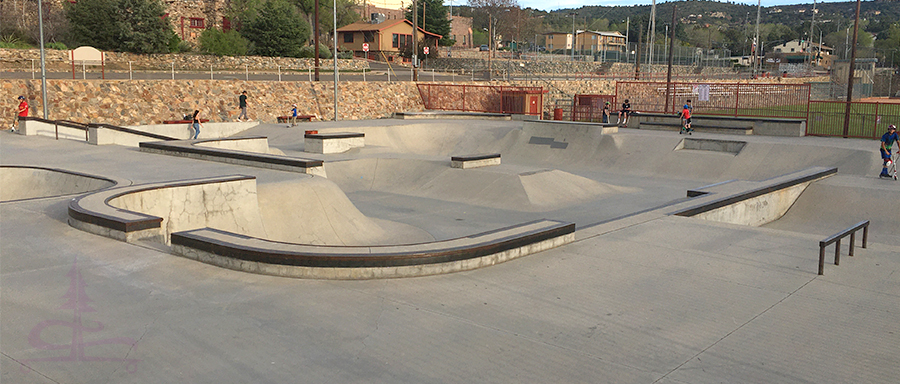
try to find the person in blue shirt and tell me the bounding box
[287,104,298,127]
[880,124,899,178]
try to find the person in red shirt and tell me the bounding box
[679,99,693,134]
[12,96,28,131]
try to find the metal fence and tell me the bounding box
[417,84,545,115]
[615,81,811,117]
[807,101,900,139]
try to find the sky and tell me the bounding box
[446,0,857,13]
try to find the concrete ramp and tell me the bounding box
[1,166,116,202]
[326,158,638,211]
[764,177,900,246]
[256,178,433,245]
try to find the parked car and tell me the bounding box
[479,44,489,51]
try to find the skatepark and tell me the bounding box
[2,115,898,382]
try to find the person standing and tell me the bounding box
[191,109,202,139]
[288,104,298,127]
[602,101,611,124]
[237,91,249,121]
[680,99,693,134]
[12,95,28,131]
[880,124,899,178]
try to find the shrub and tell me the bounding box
[241,0,310,57]
[298,44,332,59]
[199,28,249,56]
[46,42,69,50]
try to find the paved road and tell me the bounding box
[0,65,474,83]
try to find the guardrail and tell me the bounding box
[818,220,869,275]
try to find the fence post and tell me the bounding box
[278,65,281,82]
[129,61,133,80]
[210,65,214,80]
[171,62,174,80]
[32,59,35,79]
[873,102,880,138]
[245,65,249,81]
[363,68,366,82]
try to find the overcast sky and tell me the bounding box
[469,0,855,13]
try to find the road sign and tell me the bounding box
[423,46,429,55]
[363,43,369,52]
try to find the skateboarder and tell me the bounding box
[287,104,298,127]
[680,99,693,134]
[880,124,899,178]
[191,109,202,139]
[12,95,28,131]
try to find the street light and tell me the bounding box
[568,12,578,61]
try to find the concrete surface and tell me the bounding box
[0,166,116,202]
[2,118,899,383]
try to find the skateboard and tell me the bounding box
[679,125,693,135]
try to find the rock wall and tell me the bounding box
[1,48,366,72]
[1,75,822,125]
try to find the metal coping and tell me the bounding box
[451,153,501,162]
[304,132,365,139]
[140,141,324,168]
[171,220,575,268]
[671,167,837,217]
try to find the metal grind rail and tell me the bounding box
[818,220,869,275]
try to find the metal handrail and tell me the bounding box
[818,220,869,275]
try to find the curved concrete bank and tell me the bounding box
[0,165,117,202]
[171,219,574,279]
[66,174,575,279]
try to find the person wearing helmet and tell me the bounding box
[11,95,28,132]
[602,101,611,124]
[680,99,693,134]
[880,124,899,178]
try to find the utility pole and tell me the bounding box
[635,26,642,79]
[842,0,862,138]
[649,0,656,69]
[809,0,817,70]
[753,0,761,76]
[413,0,418,81]
[665,5,676,114]
[37,0,49,119]
[569,12,578,61]
[314,0,320,81]
[625,17,630,63]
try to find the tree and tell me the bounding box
[242,0,311,57]
[468,0,518,49]
[64,0,121,51]
[117,0,174,54]
[405,0,452,46]
[65,0,174,53]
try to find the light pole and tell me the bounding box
[37,0,49,119]
[568,12,578,61]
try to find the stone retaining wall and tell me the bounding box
[1,48,366,72]
[1,75,822,125]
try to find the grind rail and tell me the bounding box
[818,220,869,276]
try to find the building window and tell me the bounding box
[343,33,353,43]
[364,32,374,42]
[393,33,399,48]
[392,33,411,49]
[189,17,205,29]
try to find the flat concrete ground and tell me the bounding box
[2,120,899,383]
